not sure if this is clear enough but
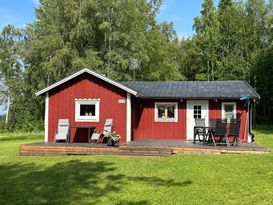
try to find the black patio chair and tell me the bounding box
[194,118,207,144]
[209,118,227,130]
[209,120,229,147]
[209,119,217,130]
[207,119,225,145]
[228,120,241,146]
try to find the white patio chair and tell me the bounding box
[89,119,113,143]
[103,119,113,138]
[54,119,69,143]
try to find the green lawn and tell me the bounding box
[0,127,273,205]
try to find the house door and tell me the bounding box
[186,100,209,140]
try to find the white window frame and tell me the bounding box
[75,99,100,122]
[154,102,178,122]
[221,102,236,120]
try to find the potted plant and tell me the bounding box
[106,131,121,147]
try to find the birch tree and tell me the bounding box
[0,25,24,124]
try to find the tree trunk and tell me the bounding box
[211,61,214,80]
[207,60,210,81]
[5,95,10,124]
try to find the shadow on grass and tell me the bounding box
[0,160,192,205]
[116,200,151,205]
[128,176,192,187]
[0,160,121,205]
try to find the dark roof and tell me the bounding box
[122,81,260,99]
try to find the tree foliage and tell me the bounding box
[253,45,273,123]
[179,0,273,123]
[24,0,180,84]
[1,0,182,130]
[1,0,273,129]
[0,25,25,127]
[193,0,219,80]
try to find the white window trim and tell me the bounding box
[154,102,178,122]
[221,102,237,120]
[75,99,100,122]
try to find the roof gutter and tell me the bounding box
[244,80,261,100]
[137,97,259,100]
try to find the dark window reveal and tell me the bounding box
[193,105,202,119]
[80,104,95,116]
[157,104,176,120]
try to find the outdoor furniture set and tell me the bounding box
[193,118,241,147]
[53,118,120,146]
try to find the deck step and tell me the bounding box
[118,152,171,157]
[120,146,171,150]
[118,146,173,156]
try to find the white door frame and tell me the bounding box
[186,100,209,141]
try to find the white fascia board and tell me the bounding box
[126,92,131,142]
[44,92,49,142]
[35,68,138,97]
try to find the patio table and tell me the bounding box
[69,126,96,143]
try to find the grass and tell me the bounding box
[0,131,43,141]
[0,127,273,205]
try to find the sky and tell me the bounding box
[0,0,220,37]
[0,0,219,115]
[158,0,204,38]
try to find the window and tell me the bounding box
[75,99,100,122]
[193,105,202,119]
[222,102,236,120]
[155,102,178,122]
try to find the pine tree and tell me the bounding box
[253,45,273,123]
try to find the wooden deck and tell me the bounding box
[20,142,119,156]
[20,140,270,156]
[123,140,270,155]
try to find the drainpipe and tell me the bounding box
[240,96,251,143]
[248,102,255,143]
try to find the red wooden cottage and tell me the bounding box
[36,68,260,144]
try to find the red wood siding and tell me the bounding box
[46,73,249,143]
[133,99,186,140]
[209,100,248,141]
[132,99,248,142]
[48,73,127,143]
